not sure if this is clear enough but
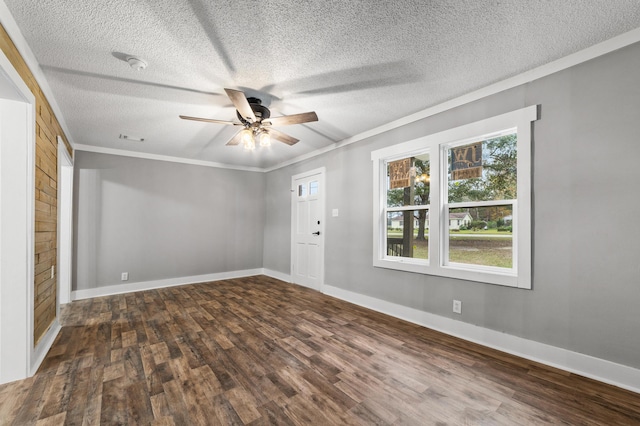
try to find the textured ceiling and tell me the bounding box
[4,0,640,169]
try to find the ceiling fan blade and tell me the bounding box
[179,115,241,125]
[264,111,318,127]
[224,88,256,122]
[268,128,299,146]
[225,130,243,146]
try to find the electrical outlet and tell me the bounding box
[453,300,462,314]
[121,272,129,281]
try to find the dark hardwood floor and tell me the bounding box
[1,275,639,425]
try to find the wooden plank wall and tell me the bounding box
[0,23,72,344]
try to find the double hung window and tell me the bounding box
[371,106,537,288]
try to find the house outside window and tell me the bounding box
[371,106,538,288]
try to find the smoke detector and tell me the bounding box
[126,56,147,71]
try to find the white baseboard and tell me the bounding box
[323,284,640,394]
[262,268,292,283]
[30,318,61,376]
[71,268,264,300]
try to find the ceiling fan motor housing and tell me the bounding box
[237,97,271,123]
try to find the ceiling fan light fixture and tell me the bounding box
[244,138,255,151]
[258,131,271,147]
[241,128,255,151]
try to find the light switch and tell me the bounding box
[332,209,339,217]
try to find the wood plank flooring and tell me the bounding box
[1,275,639,425]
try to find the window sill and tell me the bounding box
[374,258,527,288]
[374,257,428,274]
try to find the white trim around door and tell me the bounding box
[0,48,36,385]
[57,137,73,306]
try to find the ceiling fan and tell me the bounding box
[180,88,318,150]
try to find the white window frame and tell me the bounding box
[371,105,538,288]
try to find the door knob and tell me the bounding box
[312,231,321,235]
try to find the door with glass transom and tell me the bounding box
[291,168,325,291]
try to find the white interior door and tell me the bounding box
[291,168,325,291]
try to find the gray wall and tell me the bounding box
[73,152,265,290]
[263,41,640,369]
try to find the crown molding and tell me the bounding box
[74,144,265,172]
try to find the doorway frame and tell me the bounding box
[57,136,73,307]
[0,48,36,384]
[290,167,326,292]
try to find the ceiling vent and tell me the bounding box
[119,134,145,142]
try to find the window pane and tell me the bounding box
[298,183,307,197]
[448,133,517,203]
[309,180,318,195]
[386,210,428,260]
[386,153,430,207]
[448,205,513,268]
